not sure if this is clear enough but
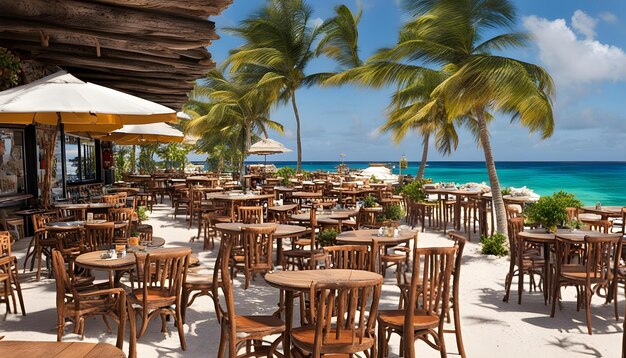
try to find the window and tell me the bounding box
[0,128,26,195]
[65,135,98,183]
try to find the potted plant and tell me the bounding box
[525,191,582,232]
[400,179,427,202]
[380,204,405,226]
[317,228,339,247]
[363,195,378,208]
[135,206,149,223]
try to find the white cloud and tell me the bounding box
[599,11,618,24]
[307,17,323,29]
[571,10,597,40]
[523,14,626,85]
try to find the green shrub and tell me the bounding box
[384,204,405,221]
[363,195,378,208]
[525,191,582,231]
[369,175,383,184]
[501,187,511,195]
[401,179,426,202]
[317,228,339,247]
[135,206,149,222]
[480,233,509,257]
[276,166,296,186]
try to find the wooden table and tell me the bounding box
[54,203,120,214]
[579,206,623,220]
[14,208,56,237]
[332,188,375,207]
[75,250,136,287]
[291,191,322,207]
[0,341,125,357]
[292,209,358,231]
[337,229,417,272]
[518,229,611,303]
[267,204,299,223]
[207,193,275,222]
[215,223,308,264]
[264,269,382,358]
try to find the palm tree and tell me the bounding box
[379,70,462,179]
[329,0,554,234]
[226,1,362,172]
[184,69,283,183]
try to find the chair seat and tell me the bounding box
[378,309,439,330]
[283,249,325,259]
[130,288,177,308]
[561,267,613,282]
[233,315,285,336]
[291,326,374,353]
[381,253,406,263]
[185,274,218,289]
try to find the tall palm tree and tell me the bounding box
[329,0,554,234]
[226,1,362,172]
[184,69,283,182]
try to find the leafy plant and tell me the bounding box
[363,195,378,208]
[525,191,582,231]
[0,47,21,91]
[369,175,383,184]
[501,187,512,196]
[401,179,426,202]
[135,206,149,222]
[384,204,405,221]
[276,166,296,186]
[480,233,509,257]
[317,228,339,247]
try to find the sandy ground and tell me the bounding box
[0,199,623,357]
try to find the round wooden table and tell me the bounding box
[265,269,382,358]
[336,228,416,246]
[215,223,308,264]
[0,341,125,357]
[291,209,357,222]
[579,206,623,220]
[75,250,136,287]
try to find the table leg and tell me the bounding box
[276,237,283,266]
[284,290,293,358]
[455,196,462,231]
[543,242,550,305]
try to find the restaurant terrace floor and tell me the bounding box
[0,194,622,357]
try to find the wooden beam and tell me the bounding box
[89,0,234,19]
[0,30,211,60]
[0,1,218,42]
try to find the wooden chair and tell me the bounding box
[378,246,456,358]
[129,247,191,350]
[32,213,60,281]
[323,244,372,271]
[108,207,135,239]
[290,278,382,357]
[237,206,264,224]
[446,231,467,358]
[102,194,119,204]
[503,217,546,304]
[51,250,129,351]
[1,217,24,242]
[116,192,128,207]
[551,234,623,334]
[83,222,115,251]
[0,231,25,315]
[282,209,325,271]
[57,208,85,221]
[216,230,285,357]
[198,212,229,250]
[235,225,276,289]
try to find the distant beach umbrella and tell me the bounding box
[247,138,292,167]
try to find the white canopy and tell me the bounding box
[0,70,176,131]
[98,122,185,145]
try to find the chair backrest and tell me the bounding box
[584,234,622,282]
[565,207,579,222]
[51,249,78,310]
[621,207,626,235]
[57,208,85,221]
[135,247,191,307]
[237,206,264,224]
[108,207,134,237]
[323,244,371,271]
[84,222,115,251]
[241,225,276,272]
[356,207,379,229]
[404,246,456,358]
[102,194,119,204]
[0,231,11,258]
[505,204,522,220]
[116,192,128,206]
[507,217,525,261]
[307,278,382,355]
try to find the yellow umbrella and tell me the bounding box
[91,122,185,145]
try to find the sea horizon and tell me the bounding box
[190,160,626,206]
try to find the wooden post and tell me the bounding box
[40,115,61,208]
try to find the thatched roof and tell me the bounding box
[0,0,233,109]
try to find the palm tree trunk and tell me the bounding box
[290,89,303,172]
[417,133,429,179]
[240,126,251,191]
[477,112,507,236]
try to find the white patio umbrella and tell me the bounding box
[0,70,176,131]
[0,70,177,207]
[247,138,292,168]
[96,122,185,145]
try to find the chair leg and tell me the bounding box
[176,306,187,350]
[127,300,137,358]
[503,261,514,302]
[518,265,524,305]
[217,323,226,358]
[585,286,593,335]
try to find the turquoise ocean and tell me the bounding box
[237,161,626,206]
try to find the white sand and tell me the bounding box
[1,200,622,357]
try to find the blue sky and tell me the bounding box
[193,0,626,162]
